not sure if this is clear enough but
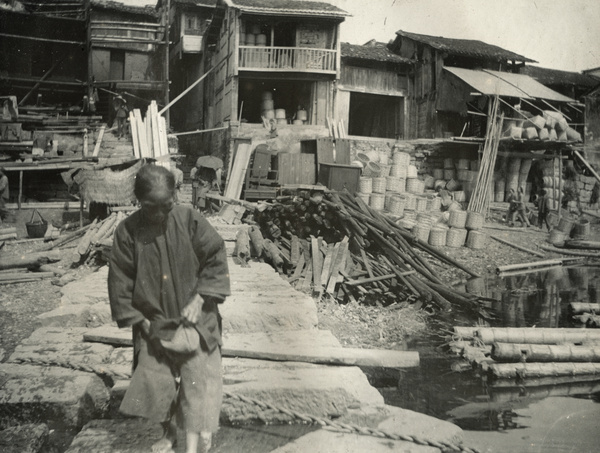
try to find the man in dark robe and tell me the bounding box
[108,164,230,453]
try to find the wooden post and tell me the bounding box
[18,170,23,210]
[558,152,562,217]
[552,154,557,215]
[79,196,84,228]
[83,128,89,157]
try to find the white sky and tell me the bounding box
[120,0,600,72]
[329,0,600,72]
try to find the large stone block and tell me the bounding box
[0,423,49,453]
[60,267,109,306]
[221,358,384,424]
[35,303,113,329]
[0,364,110,429]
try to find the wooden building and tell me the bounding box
[388,29,536,138]
[89,0,167,121]
[336,40,413,140]
[521,66,600,103]
[202,0,349,128]
[160,0,217,130]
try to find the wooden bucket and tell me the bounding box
[416,213,433,228]
[407,165,418,179]
[466,277,486,296]
[572,219,591,240]
[372,177,387,194]
[557,216,574,234]
[466,230,486,249]
[448,210,467,228]
[262,109,275,119]
[465,211,484,230]
[453,191,466,202]
[456,169,470,181]
[255,34,267,46]
[261,99,274,110]
[359,177,373,194]
[457,159,469,170]
[429,228,447,247]
[296,109,307,121]
[261,91,273,101]
[446,228,467,247]
[447,200,462,212]
[245,33,256,45]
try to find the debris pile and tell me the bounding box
[247,189,485,311]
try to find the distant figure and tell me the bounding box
[507,187,530,227]
[0,167,9,223]
[113,96,129,139]
[536,189,551,231]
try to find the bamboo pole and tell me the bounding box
[475,327,600,345]
[489,234,545,257]
[488,362,600,380]
[492,342,600,362]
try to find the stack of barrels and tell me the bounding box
[243,24,267,47]
[493,157,533,202]
[261,91,287,125]
[539,159,562,210]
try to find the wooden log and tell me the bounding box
[248,225,265,258]
[234,228,251,265]
[569,303,600,315]
[488,362,600,380]
[76,220,100,258]
[539,244,600,258]
[452,327,477,339]
[90,214,118,245]
[496,259,564,274]
[490,380,600,403]
[345,271,416,286]
[39,221,95,251]
[311,236,323,294]
[0,271,55,282]
[489,374,600,388]
[0,251,62,271]
[263,238,283,270]
[0,232,17,241]
[326,237,349,294]
[0,227,17,235]
[475,327,600,345]
[563,240,600,250]
[489,234,545,258]
[492,342,600,362]
[38,264,66,276]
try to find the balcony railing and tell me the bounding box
[239,46,336,73]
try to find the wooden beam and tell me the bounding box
[92,125,105,157]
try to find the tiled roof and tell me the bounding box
[91,0,158,17]
[170,0,217,6]
[395,29,536,63]
[341,41,413,65]
[521,65,600,88]
[227,0,349,17]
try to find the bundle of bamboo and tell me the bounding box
[129,100,170,159]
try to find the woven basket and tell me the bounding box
[406,178,424,194]
[426,196,442,211]
[369,193,385,210]
[572,219,591,240]
[547,228,567,246]
[359,177,373,193]
[453,191,466,202]
[390,164,407,178]
[389,195,405,216]
[372,177,387,194]
[466,230,486,249]
[406,165,417,178]
[444,169,456,180]
[398,219,415,230]
[447,200,462,212]
[379,164,392,177]
[448,210,467,228]
[432,168,445,179]
[415,196,428,212]
[365,150,380,163]
[386,176,405,193]
[403,210,417,222]
[413,225,431,242]
[393,151,410,166]
[403,193,417,211]
[456,169,469,181]
[363,161,382,177]
[378,151,390,165]
[423,175,435,189]
[557,216,574,234]
[465,211,484,230]
[384,192,395,210]
[356,152,371,166]
[416,213,433,228]
[457,158,470,170]
[443,158,454,169]
[445,179,460,192]
[446,228,467,247]
[434,179,446,191]
[356,192,371,204]
[429,228,447,247]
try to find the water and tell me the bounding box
[377,265,600,453]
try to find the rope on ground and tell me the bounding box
[9,357,480,453]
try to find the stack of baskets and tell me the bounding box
[465,210,486,249]
[356,176,373,202]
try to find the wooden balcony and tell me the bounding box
[239,46,336,73]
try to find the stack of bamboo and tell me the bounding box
[128,100,170,159]
[468,95,502,215]
[450,326,600,400]
[252,190,484,311]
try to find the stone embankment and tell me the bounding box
[0,222,465,452]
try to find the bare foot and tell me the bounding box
[151,438,175,453]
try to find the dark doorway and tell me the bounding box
[348,92,402,139]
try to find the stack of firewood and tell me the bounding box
[72,211,127,265]
[249,190,484,311]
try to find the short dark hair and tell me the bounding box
[134,164,175,200]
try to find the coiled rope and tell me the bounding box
[10,357,480,453]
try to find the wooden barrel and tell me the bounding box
[261,99,274,110]
[393,152,410,167]
[547,228,567,246]
[403,193,416,211]
[415,196,428,212]
[446,179,460,191]
[356,192,370,204]
[443,158,454,169]
[390,164,407,178]
[413,225,431,242]
[457,158,470,170]
[262,109,275,119]
[444,169,456,180]
[276,118,287,125]
[406,177,424,194]
[356,152,371,166]
[363,161,381,177]
[407,165,418,178]
[292,119,304,125]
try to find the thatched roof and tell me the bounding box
[395,29,536,63]
[226,0,349,17]
[341,41,413,65]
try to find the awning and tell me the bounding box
[444,67,576,103]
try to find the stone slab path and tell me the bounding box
[0,221,465,452]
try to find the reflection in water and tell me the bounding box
[388,266,600,436]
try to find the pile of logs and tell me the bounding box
[71,211,128,265]
[0,250,64,285]
[249,189,485,311]
[449,326,600,401]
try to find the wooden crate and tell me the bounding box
[318,163,360,193]
[273,153,316,185]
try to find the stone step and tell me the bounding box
[0,363,110,429]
